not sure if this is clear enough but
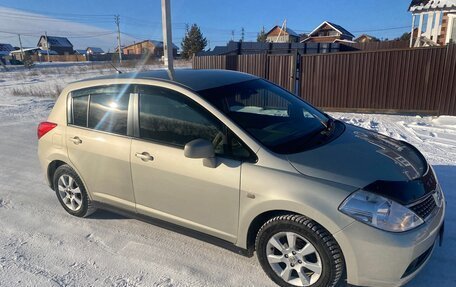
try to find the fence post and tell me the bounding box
[291,49,300,96]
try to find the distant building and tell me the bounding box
[355,34,380,43]
[121,40,178,57]
[0,43,14,61]
[409,0,456,46]
[86,47,104,55]
[301,21,355,43]
[10,47,41,61]
[265,25,299,43]
[37,35,74,55]
[74,49,87,55]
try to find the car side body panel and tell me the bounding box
[131,138,242,242]
[236,153,357,249]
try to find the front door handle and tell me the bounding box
[70,136,82,145]
[135,152,154,162]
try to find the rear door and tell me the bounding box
[66,85,135,211]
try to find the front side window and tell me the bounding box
[70,85,131,135]
[137,86,253,160]
[138,86,221,147]
[199,79,330,154]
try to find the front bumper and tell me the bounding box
[334,198,445,287]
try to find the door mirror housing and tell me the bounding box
[184,138,217,168]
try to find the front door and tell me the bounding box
[130,85,245,242]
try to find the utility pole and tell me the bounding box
[45,31,50,62]
[231,30,235,41]
[114,15,122,64]
[241,27,245,42]
[17,34,24,61]
[161,0,174,79]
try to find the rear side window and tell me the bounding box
[70,85,131,136]
[72,95,88,127]
[88,93,129,135]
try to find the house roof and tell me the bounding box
[0,43,14,52]
[74,49,87,55]
[38,35,73,48]
[10,47,41,54]
[87,47,104,53]
[308,21,355,38]
[333,39,356,44]
[354,34,380,42]
[37,49,58,55]
[266,25,299,37]
[409,0,456,11]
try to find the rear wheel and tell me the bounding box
[255,215,344,287]
[53,165,96,217]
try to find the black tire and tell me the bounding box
[53,164,96,217]
[255,214,345,287]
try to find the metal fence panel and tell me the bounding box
[192,45,456,115]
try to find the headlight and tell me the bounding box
[339,190,424,232]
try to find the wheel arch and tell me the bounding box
[238,199,354,252]
[47,160,67,190]
[245,210,298,255]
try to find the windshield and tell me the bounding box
[199,79,329,154]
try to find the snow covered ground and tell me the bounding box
[0,65,455,286]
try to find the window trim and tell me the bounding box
[67,84,133,137]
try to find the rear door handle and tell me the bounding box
[70,136,82,145]
[135,152,154,162]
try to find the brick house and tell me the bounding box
[409,0,456,46]
[121,40,178,57]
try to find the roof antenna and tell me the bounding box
[275,19,287,43]
[109,62,122,74]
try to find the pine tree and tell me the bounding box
[181,24,207,59]
[257,26,267,42]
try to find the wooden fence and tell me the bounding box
[192,45,456,116]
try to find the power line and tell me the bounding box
[351,26,410,33]
[0,11,113,23]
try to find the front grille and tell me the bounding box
[401,245,434,278]
[410,193,437,220]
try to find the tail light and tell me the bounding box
[37,122,57,139]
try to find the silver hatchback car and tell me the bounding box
[38,69,445,287]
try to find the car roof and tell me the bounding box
[84,69,259,91]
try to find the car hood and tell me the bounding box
[287,124,428,190]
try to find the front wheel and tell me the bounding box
[255,215,345,287]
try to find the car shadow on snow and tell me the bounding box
[87,209,128,220]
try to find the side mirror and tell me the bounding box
[184,138,217,168]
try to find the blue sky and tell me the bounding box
[0,0,413,49]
